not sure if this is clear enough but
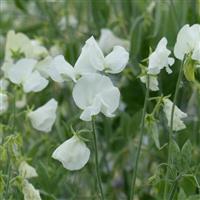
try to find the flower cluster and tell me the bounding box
[139,25,199,132]
[1,30,129,171]
[51,36,129,170]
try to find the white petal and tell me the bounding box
[34,56,53,78]
[22,180,41,200]
[192,42,200,62]
[28,99,57,132]
[49,55,76,82]
[140,75,159,91]
[74,36,104,75]
[31,40,48,59]
[104,46,129,74]
[52,135,90,171]
[174,24,200,60]
[148,37,173,75]
[5,30,32,61]
[80,96,102,121]
[7,58,37,84]
[98,28,130,54]
[72,74,120,120]
[99,87,120,116]
[23,71,49,93]
[19,161,38,179]
[163,99,187,131]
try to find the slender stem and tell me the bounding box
[130,75,150,200]
[164,60,185,199]
[4,93,16,199]
[91,118,104,200]
[168,174,182,200]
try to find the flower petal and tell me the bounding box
[104,46,129,74]
[7,58,37,84]
[23,71,49,93]
[52,135,90,171]
[74,36,104,75]
[72,74,120,121]
[50,55,76,82]
[28,99,57,132]
[98,28,130,54]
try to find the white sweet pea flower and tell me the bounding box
[52,135,90,171]
[163,99,187,131]
[140,75,159,91]
[174,24,200,61]
[148,37,174,75]
[28,98,58,133]
[74,36,129,75]
[5,30,48,61]
[19,161,38,179]
[22,180,41,200]
[72,74,120,121]
[3,58,48,93]
[0,92,8,114]
[41,37,129,83]
[98,28,130,54]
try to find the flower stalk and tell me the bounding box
[130,75,150,200]
[164,59,185,200]
[4,93,16,200]
[91,117,104,200]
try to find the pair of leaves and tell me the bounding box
[170,139,193,173]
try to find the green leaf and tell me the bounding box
[170,140,181,170]
[181,140,193,172]
[179,175,197,196]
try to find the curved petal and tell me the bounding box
[100,86,120,116]
[52,136,90,171]
[19,161,38,179]
[7,58,37,84]
[23,71,49,93]
[50,55,76,82]
[174,25,191,60]
[148,37,173,75]
[74,36,104,75]
[98,28,130,54]
[22,180,41,200]
[80,96,101,121]
[28,99,57,132]
[72,74,120,120]
[104,46,129,74]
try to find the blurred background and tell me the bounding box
[0,0,200,199]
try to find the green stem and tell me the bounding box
[168,174,182,200]
[4,94,16,199]
[130,75,150,200]
[91,118,104,200]
[164,59,185,200]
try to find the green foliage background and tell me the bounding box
[0,0,200,199]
